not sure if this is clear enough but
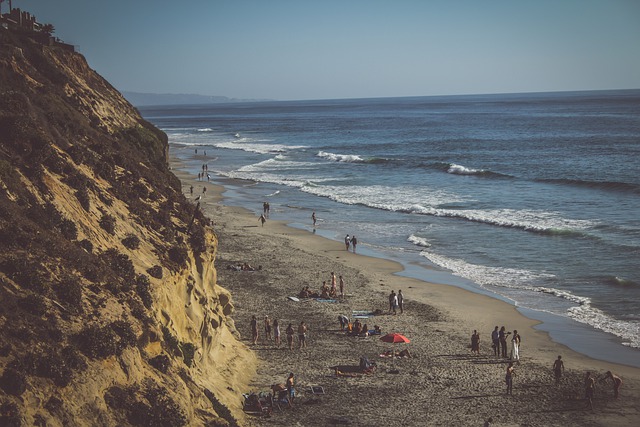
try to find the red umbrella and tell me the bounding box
[379,333,410,344]
[379,333,410,372]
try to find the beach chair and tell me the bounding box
[243,392,272,416]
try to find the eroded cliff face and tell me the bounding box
[0,28,255,426]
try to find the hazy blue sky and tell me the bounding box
[14,0,640,100]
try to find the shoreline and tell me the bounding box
[171,153,640,426]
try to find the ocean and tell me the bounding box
[140,90,640,366]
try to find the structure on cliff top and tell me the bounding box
[1,5,75,51]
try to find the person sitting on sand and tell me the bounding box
[338,314,349,331]
[299,286,311,298]
[398,349,412,358]
[603,370,622,398]
[242,262,255,271]
[360,323,369,337]
[373,325,382,335]
[353,319,362,336]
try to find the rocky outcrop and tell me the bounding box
[0,27,255,426]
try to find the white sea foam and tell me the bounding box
[317,151,366,163]
[448,163,484,175]
[421,251,640,348]
[407,234,431,248]
[213,141,308,155]
[197,128,213,132]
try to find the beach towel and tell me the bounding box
[315,298,337,303]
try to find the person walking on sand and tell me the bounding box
[286,323,295,350]
[250,315,259,345]
[298,321,308,349]
[345,234,350,251]
[585,372,596,410]
[259,214,266,227]
[264,315,272,342]
[398,289,404,313]
[351,235,358,253]
[511,330,521,361]
[505,362,515,395]
[603,371,622,398]
[189,185,193,195]
[339,275,345,297]
[273,319,281,347]
[553,355,565,386]
[312,211,316,227]
[491,326,500,357]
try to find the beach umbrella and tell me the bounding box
[379,333,410,372]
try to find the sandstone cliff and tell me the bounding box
[0,26,255,426]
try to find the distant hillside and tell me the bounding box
[122,91,271,106]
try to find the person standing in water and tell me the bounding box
[312,211,316,227]
[344,234,350,251]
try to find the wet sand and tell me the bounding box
[173,158,640,427]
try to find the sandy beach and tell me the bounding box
[173,158,640,427]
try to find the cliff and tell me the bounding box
[0,27,255,426]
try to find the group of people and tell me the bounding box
[250,315,309,350]
[227,262,260,272]
[344,234,358,253]
[387,290,404,315]
[489,326,521,361]
[339,316,382,337]
[298,272,345,299]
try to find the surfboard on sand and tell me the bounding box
[287,296,300,302]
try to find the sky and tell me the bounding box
[11,0,640,101]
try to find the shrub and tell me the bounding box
[168,245,188,269]
[180,342,196,368]
[78,239,93,253]
[75,324,120,359]
[135,274,153,309]
[110,320,137,350]
[122,234,140,250]
[188,225,207,255]
[100,249,135,283]
[149,355,170,374]
[18,294,48,317]
[0,368,27,396]
[146,265,163,279]
[58,217,78,241]
[54,276,83,313]
[0,400,21,427]
[99,213,116,234]
[75,188,90,211]
[161,326,179,355]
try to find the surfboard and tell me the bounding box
[287,296,300,302]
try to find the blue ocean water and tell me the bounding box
[140,90,640,361]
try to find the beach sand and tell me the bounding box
[173,159,640,427]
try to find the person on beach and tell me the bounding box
[330,272,337,296]
[351,235,358,253]
[471,330,480,355]
[286,373,295,403]
[345,234,350,251]
[286,323,295,350]
[263,202,268,216]
[312,211,316,227]
[552,355,564,385]
[505,362,515,395]
[189,185,193,195]
[338,314,349,331]
[264,316,272,342]
[250,315,259,345]
[273,318,281,347]
[398,289,404,313]
[298,321,308,349]
[203,186,207,195]
[585,372,596,410]
[603,371,623,398]
[511,330,520,361]
[391,291,398,315]
[491,326,500,357]
[259,214,266,227]
[339,275,345,297]
[499,326,509,358]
